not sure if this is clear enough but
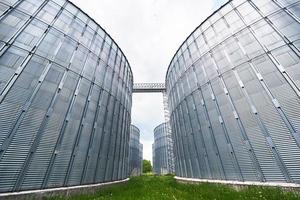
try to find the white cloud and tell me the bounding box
[70,0,215,162]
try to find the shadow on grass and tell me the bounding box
[48,175,300,200]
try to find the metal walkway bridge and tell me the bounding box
[133,83,166,93]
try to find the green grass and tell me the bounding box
[49,175,300,200]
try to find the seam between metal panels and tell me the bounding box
[116,80,127,179]
[167,32,299,115]
[224,45,293,182]
[102,78,120,181]
[166,1,300,95]
[190,91,213,178]
[116,85,127,179]
[243,0,300,147]
[0,0,133,192]
[271,0,300,23]
[169,0,299,181]
[103,46,124,181]
[0,41,130,107]
[209,82,244,181]
[11,61,54,191]
[197,26,244,181]
[124,113,131,178]
[182,99,202,177]
[92,44,114,184]
[0,0,51,57]
[170,116,183,176]
[175,105,187,177]
[79,32,114,184]
[167,37,300,102]
[63,65,98,185]
[173,111,188,177]
[122,63,132,179]
[178,103,195,178]
[224,6,300,148]
[111,104,123,179]
[102,94,117,181]
[109,57,126,180]
[231,1,295,182]
[153,123,173,174]
[0,2,132,95]
[165,0,299,82]
[118,111,127,179]
[244,1,300,97]
[175,105,192,177]
[41,19,94,187]
[63,26,105,184]
[0,0,51,102]
[80,89,104,184]
[0,0,24,22]
[221,74,265,181]
[176,106,191,177]
[189,36,212,178]
[182,98,204,178]
[176,105,193,177]
[198,87,227,179]
[105,47,126,180]
[112,48,128,180]
[0,0,65,162]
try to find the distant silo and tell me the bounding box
[139,143,143,174]
[129,125,142,176]
[153,123,173,174]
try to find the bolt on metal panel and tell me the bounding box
[166,0,300,183]
[0,0,132,192]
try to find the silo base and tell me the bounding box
[0,178,129,200]
[175,176,300,192]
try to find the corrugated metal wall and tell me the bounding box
[139,143,143,174]
[153,123,173,174]
[166,0,300,183]
[128,125,142,176]
[0,0,133,192]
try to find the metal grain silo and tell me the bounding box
[139,143,143,174]
[129,125,142,176]
[153,122,173,175]
[166,0,300,183]
[0,0,133,192]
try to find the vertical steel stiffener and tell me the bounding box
[153,122,175,174]
[0,0,133,192]
[128,125,143,176]
[166,0,300,183]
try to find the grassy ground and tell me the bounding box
[49,175,300,200]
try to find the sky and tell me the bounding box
[70,0,226,162]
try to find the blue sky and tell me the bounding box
[70,0,227,162]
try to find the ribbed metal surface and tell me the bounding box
[139,143,143,174]
[166,0,300,183]
[128,125,142,176]
[0,0,133,192]
[153,123,174,175]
